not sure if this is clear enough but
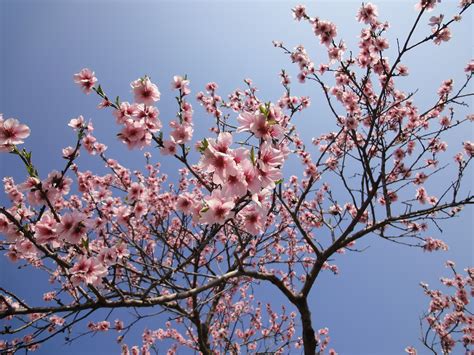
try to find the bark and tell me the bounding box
[195,321,211,355]
[295,297,318,355]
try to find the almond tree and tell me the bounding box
[1,0,473,354]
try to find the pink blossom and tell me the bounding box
[160,139,177,155]
[0,117,30,149]
[74,68,97,94]
[57,211,88,244]
[71,256,107,286]
[357,3,378,25]
[222,169,248,197]
[415,187,428,204]
[169,122,193,144]
[68,115,85,130]
[463,141,474,157]
[34,214,58,245]
[292,5,307,21]
[131,77,161,105]
[423,237,448,252]
[433,27,451,45]
[176,193,195,214]
[464,59,474,73]
[119,120,151,150]
[201,191,235,225]
[313,20,337,47]
[171,76,190,95]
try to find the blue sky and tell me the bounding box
[0,0,472,354]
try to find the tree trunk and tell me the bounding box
[296,297,318,355]
[195,321,211,355]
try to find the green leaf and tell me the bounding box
[250,147,256,165]
[198,138,209,153]
[96,85,104,97]
[82,237,89,251]
[275,178,284,185]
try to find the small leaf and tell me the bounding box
[97,85,104,97]
[198,138,209,153]
[82,237,89,251]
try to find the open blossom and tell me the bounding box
[423,237,449,252]
[433,27,451,45]
[73,68,97,94]
[0,116,30,150]
[169,122,193,144]
[119,120,152,149]
[160,139,177,155]
[201,191,235,225]
[463,141,474,157]
[71,256,107,286]
[415,0,440,11]
[68,115,85,130]
[415,187,428,204]
[171,75,190,95]
[313,20,337,46]
[57,211,88,244]
[465,59,474,73]
[131,77,161,105]
[237,110,283,141]
[292,5,307,21]
[222,169,248,197]
[357,3,378,25]
[34,214,58,245]
[176,193,195,214]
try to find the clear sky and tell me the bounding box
[0,1,472,354]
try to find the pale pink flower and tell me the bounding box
[463,141,474,157]
[416,187,428,204]
[313,20,337,47]
[415,0,440,11]
[464,59,474,73]
[423,237,448,252]
[57,211,88,244]
[73,68,97,94]
[34,214,58,245]
[113,102,138,124]
[170,122,193,144]
[71,256,107,286]
[292,5,307,21]
[201,191,235,225]
[259,142,285,171]
[433,27,451,45]
[68,115,85,130]
[176,193,195,214]
[0,117,30,147]
[428,15,444,26]
[160,139,177,155]
[200,147,238,184]
[171,76,190,95]
[241,159,262,194]
[131,77,160,105]
[357,3,378,25]
[222,169,248,197]
[119,120,151,149]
